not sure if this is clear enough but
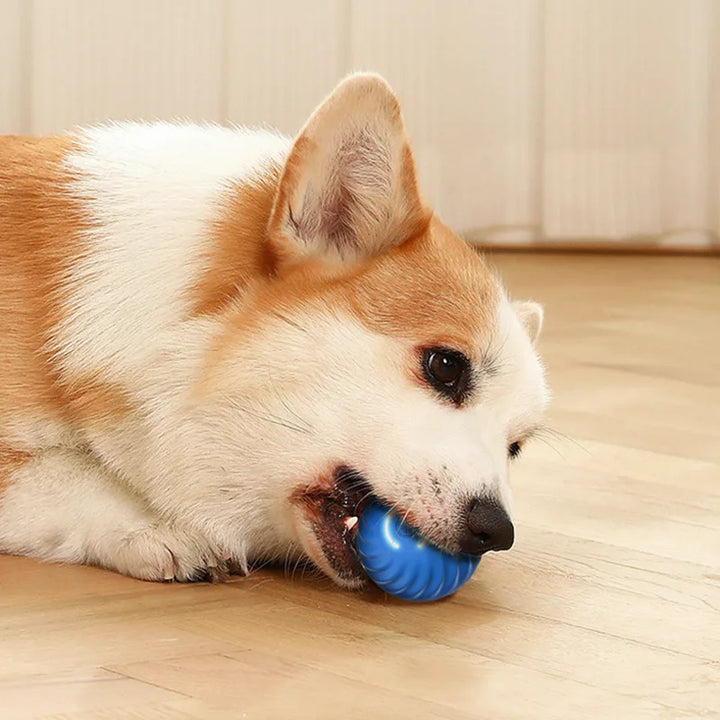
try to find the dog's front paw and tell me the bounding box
[109,524,230,583]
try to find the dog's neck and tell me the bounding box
[190,158,285,318]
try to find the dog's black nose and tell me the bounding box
[459,499,515,555]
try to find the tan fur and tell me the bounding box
[0,136,130,433]
[0,447,31,497]
[57,376,134,425]
[0,136,80,423]
[348,218,497,350]
[205,215,497,389]
[190,162,282,317]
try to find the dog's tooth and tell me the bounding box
[344,516,358,530]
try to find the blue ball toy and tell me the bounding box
[356,501,480,601]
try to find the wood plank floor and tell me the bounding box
[1,253,719,720]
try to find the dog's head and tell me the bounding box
[201,74,549,586]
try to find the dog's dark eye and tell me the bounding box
[507,441,522,460]
[422,347,471,405]
[428,351,462,384]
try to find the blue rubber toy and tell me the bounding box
[356,501,480,601]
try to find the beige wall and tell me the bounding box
[1,0,717,249]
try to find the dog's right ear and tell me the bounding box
[513,301,544,344]
[268,73,429,269]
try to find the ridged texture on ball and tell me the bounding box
[356,502,480,602]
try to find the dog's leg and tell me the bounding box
[0,447,227,581]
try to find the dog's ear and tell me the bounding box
[513,301,544,344]
[268,73,429,267]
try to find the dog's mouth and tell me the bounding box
[291,466,375,586]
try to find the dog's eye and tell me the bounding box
[422,347,471,404]
[428,351,462,384]
[507,441,522,460]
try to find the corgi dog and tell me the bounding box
[0,74,548,588]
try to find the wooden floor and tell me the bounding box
[1,253,719,720]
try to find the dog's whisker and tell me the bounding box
[288,553,302,583]
[281,544,295,579]
[532,434,567,460]
[267,378,314,433]
[354,489,376,512]
[224,395,310,435]
[535,425,591,454]
[400,497,421,529]
[245,577,275,591]
[278,396,313,432]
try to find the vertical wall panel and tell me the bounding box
[351,0,542,240]
[225,0,348,135]
[543,0,714,247]
[709,0,720,239]
[30,0,225,133]
[0,0,25,133]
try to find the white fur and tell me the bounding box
[0,448,225,581]
[55,122,289,383]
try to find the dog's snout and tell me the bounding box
[459,499,514,555]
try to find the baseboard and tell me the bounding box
[466,240,720,257]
